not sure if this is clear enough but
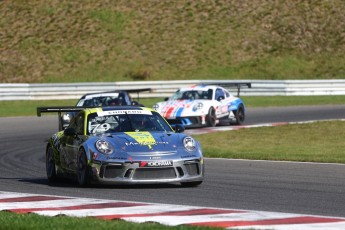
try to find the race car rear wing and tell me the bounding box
[126,88,152,103]
[80,88,152,103]
[37,106,88,131]
[37,106,85,117]
[216,82,251,97]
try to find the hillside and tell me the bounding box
[1,0,345,83]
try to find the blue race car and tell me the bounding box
[37,106,204,187]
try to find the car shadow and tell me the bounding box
[18,177,187,189]
[18,177,78,188]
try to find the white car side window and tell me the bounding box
[215,88,225,101]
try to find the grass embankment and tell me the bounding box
[1,1,345,83]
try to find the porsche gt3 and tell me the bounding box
[37,106,204,187]
[153,84,249,128]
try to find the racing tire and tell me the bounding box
[181,181,203,187]
[46,145,58,182]
[206,107,216,127]
[232,105,245,125]
[77,148,91,187]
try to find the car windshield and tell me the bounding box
[170,89,213,100]
[87,110,173,134]
[77,94,127,107]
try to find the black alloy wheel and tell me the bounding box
[206,107,216,127]
[233,105,245,125]
[46,145,58,182]
[77,148,90,187]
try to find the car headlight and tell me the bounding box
[183,137,196,152]
[153,104,159,110]
[193,102,203,111]
[95,140,114,155]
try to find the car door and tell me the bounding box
[64,112,85,171]
[215,88,229,118]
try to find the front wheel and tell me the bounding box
[206,107,216,127]
[77,148,91,187]
[46,145,58,182]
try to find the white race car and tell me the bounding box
[153,84,247,128]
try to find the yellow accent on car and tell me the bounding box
[125,131,156,149]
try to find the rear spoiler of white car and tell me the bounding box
[216,82,251,97]
[197,82,251,96]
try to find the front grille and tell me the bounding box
[184,163,199,176]
[103,165,123,178]
[133,168,176,180]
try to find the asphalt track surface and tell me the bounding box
[1,105,345,218]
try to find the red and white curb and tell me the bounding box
[185,119,345,135]
[1,191,345,229]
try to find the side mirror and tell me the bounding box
[174,124,185,133]
[131,101,144,106]
[217,96,224,101]
[64,127,77,137]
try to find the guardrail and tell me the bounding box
[1,80,345,101]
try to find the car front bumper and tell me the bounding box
[89,158,204,185]
[166,116,207,128]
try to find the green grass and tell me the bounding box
[1,1,345,83]
[0,211,217,230]
[193,120,345,163]
[241,95,345,107]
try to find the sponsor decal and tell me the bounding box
[181,155,197,159]
[125,132,157,149]
[140,161,173,167]
[150,156,161,160]
[97,110,152,116]
[85,93,119,99]
[125,141,169,147]
[106,156,127,160]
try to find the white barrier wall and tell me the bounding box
[1,80,345,100]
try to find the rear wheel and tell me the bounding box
[232,105,245,125]
[77,148,91,187]
[46,145,58,182]
[206,107,216,127]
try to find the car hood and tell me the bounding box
[101,131,183,154]
[157,100,209,118]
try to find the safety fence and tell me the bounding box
[1,80,345,100]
